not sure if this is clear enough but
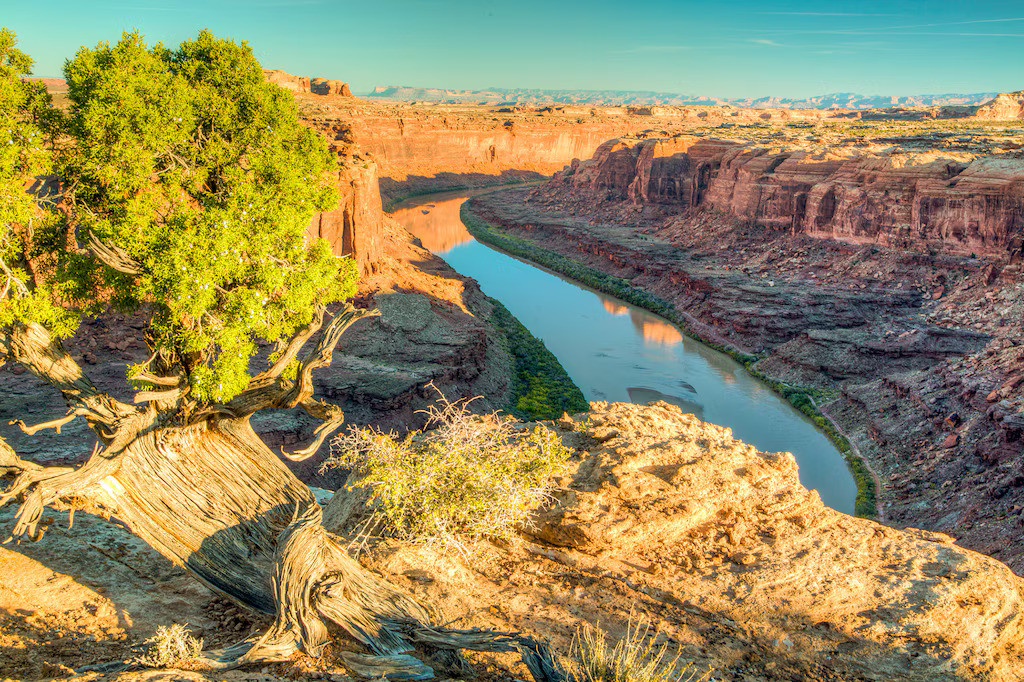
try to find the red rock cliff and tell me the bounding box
[264,70,354,98]
[558,137,1024,260]
[305,122,384,274]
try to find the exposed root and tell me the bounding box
[10,411,81,436]
[182,495,567,680]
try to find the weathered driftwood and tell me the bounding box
[0,306,566,680]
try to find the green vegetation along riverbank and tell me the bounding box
[461,199,877,518]
[488,297,588,421]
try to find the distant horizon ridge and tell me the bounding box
[365,84,1004,110]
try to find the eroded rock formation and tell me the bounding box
[311,78,352,97]
[558,136,1024,260]
[263,69,353,98]
[304,120,385,273]
[332,402,1024,681]
[975,92,1024,120]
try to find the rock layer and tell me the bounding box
[975,92,1024,120]
[558,137,1024,260]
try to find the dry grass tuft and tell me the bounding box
[568,617,711,682]
[140,623,203,667]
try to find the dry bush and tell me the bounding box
[140,623,203,667]
[327,392,570,552]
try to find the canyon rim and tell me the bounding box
[3,6,1024,680]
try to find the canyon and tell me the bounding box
[4,73,1024,680]
[463,127,1024,574]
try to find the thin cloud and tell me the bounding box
[763,30,1024,37]
[616,45,697,53]
[757,11,900,17]
[746,16,1024,36]
[750,39,781,46]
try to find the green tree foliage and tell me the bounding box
[0,29,74,336]
[30,29,355,404]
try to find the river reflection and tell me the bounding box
[392,190,857,514]
[391,198,475,254]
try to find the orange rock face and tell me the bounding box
[558,137,1024,260]
[304,121,384,274]
[264,70,353,98]
[263,69,311,93]
[311,78,353,97]
[975,92,1024,120]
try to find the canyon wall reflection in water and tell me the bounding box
[391,197,475,254]
[391,190,857,514]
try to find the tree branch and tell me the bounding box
[216,303,376,460]
[0,256,30,300]
[292,304,380,405]
[132,372,181,387]
[133,386,185,404]
[87,231,144,275]
[0,437,43,478]
[279,398,345,462]
[1,321,137,436]
[250,306,326,385]
[10,410,82,436]
[226,304,376,418]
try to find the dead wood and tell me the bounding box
[0,305,566,680]
[87,231,145,275]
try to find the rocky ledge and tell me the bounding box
[4,402,1023,680]
[561,136,1024,260]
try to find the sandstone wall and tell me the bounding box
[263,70,353,98]
[559,137,1024,259]
[306,122,384,274]
[344,112,679,202]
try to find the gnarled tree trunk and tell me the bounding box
[0,309,565,681]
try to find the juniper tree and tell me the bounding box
[0,29,563,680]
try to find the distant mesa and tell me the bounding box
[25,77,67,93]
[262,69,354,97]
[975,91,1024,120]
[311,78,353,97]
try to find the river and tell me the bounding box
[391,190,858,515]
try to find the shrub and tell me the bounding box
[140,623,203,667]
[568,617,710,682]
[488,297,588,420]
[327,392,571,551]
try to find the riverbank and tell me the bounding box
[461,199,877,518]
[464,184,1024,573]
[487,296,588,420]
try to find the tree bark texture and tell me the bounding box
[0,314,566,680]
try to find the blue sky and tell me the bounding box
[4,0,1024,97]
